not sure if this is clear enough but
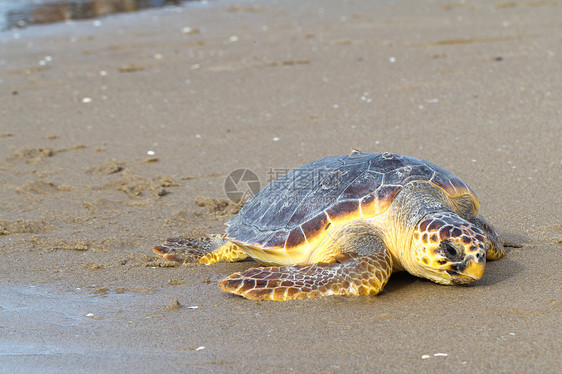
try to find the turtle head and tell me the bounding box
[410,212,487,285]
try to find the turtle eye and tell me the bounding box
[439,241,460,260]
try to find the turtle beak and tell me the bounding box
[461,259,485,280]
[448,250,486,284]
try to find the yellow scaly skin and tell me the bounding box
[200,243,248,264]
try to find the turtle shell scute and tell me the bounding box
[226,152,477,249]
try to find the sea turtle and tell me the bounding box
[154,151,506,301]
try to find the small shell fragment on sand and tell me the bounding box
[421,355,431,359]
[195,346,205,351]
[181,27,199,35]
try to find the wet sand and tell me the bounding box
[0,0,560,372]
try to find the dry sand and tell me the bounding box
[0,0,560,372]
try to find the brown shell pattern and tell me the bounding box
[226,151,477,251]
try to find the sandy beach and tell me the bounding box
[1,0,560,372]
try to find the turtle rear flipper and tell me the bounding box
[154,236,248,264]
[219,252,392,301]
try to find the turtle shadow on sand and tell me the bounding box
[367,257,521,295]
[476,257,523,286]
[501,231,530,249]
[378,272,420,294]
[475,230,528,286]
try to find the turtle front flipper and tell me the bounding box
[220,221,393,300]
[220,222,393,302]
[470,216,506,260]
[154,236,248,264]
[219,251,392,301]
